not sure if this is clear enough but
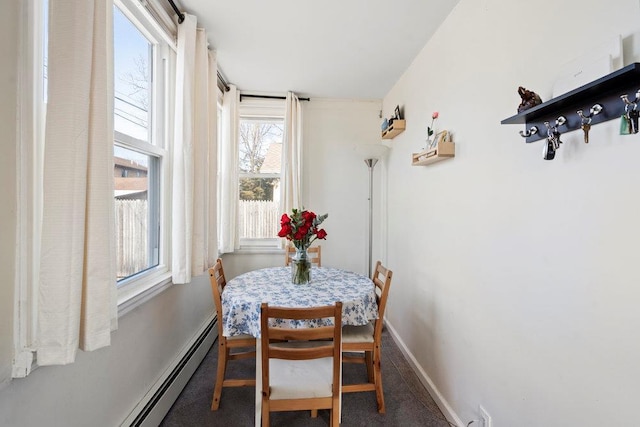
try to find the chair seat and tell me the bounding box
[269,357,334,400]
[342,322,374,343]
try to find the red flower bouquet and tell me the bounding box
[278,208,328,284]
[278,208,328,251]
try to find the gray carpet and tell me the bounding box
[160,328,451,426]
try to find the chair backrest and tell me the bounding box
[284,245,322,267]
[260,302,342,398]
[208,258,227,337]
[371,261,393,340]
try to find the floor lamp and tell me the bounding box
[364,158,378,278]
[361,144,388,278]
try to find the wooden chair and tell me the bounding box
[285,245,322,267]
[260,302,342,427]
[208,258,256,411]
[341,261,393,413]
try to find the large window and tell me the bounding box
[113,2,169,285]
[237,106,284,248]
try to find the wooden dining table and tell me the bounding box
[222,266,379,426]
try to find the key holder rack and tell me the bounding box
[501,62,640,142]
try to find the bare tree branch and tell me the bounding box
[119,53,149,111]
[239,122,282,173]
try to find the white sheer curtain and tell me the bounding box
[37,0,117,365]
[172,15,219,283]
[218,85,239,254]
[190,30,218,275]
[283,92,303,212]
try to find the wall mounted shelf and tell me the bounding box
[381,119,406,139]
[501,62,640,142]
[412,141,455,166]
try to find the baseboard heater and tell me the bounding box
[123,316,217,427]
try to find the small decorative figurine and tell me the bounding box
[517,86,542,113]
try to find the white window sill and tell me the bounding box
[233,247,285,255]
[117,269,173,317]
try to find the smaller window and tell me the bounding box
[238,116,284,248]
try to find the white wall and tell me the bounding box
[304,99,383,275]
[382,0,640,425]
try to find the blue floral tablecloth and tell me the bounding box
[222,266,378,337]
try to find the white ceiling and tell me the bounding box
[176,0,460,99]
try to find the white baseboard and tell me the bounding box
[121,314,217,427]
[385,320,464,427]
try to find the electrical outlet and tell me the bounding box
[479,405,492,427]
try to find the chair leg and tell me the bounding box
[364,350,374,383]
[373,344,385,414]
[211,340,228,410]
[331,397,340,426]
[262,400,270,427]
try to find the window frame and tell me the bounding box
[113,0,175,314]
[237,100,286,249]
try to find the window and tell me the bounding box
[113,1,170,291]
[237,102,285,248]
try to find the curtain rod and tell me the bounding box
[217,71,230,92]
[240,94,310,102]
[167,0,185,24]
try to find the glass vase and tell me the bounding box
[291,247,311,284]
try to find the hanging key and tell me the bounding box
[581,122,591,143]
[577,109,592,143]
[628,108,639,134]
[552,129,562,149]
[543,135,556,160]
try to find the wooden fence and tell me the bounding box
[115,199,148,280]
[115,199,279,279]
[238,200,280,238]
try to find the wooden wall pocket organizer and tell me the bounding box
[381,119,406,139]
[412,140,455,166]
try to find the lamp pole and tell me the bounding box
[364,158,379,278]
